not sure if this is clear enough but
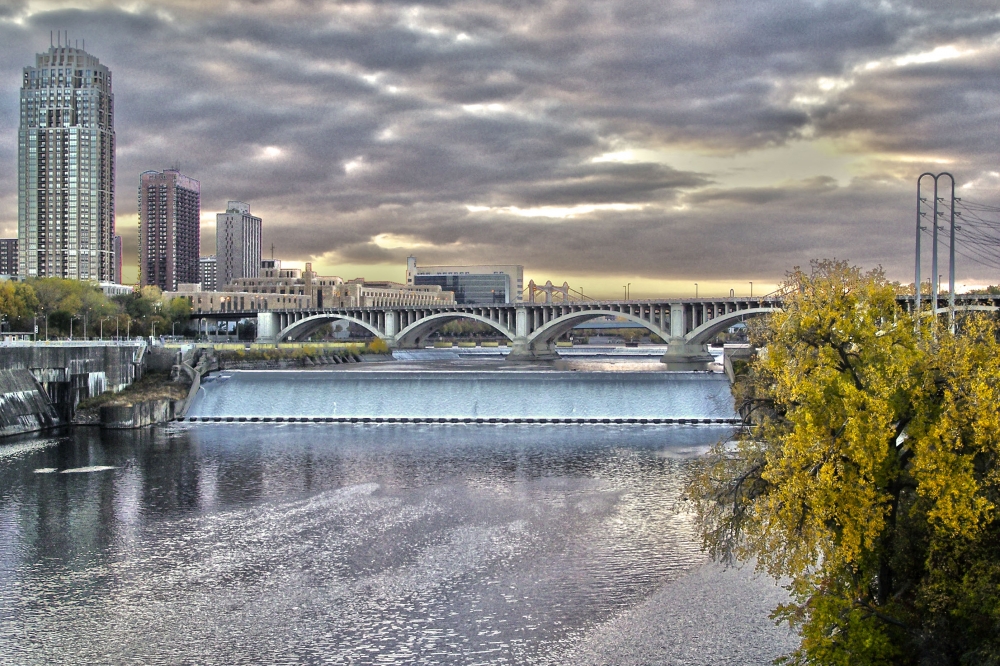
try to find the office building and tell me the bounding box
[199,255,217,291]
[138,169,200,291]
[216,201,261,288]
[406,256,523,304]
[17,40,115,280]
[0,239,18,276]
[225,260,454,308]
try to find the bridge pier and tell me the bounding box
[506,338,560,363]
[659,339,715,371]
[256,312,279,344]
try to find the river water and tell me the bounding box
[0,360,795,665]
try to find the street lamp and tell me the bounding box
[749,281,753,298]
[172,322,177,337]
[694,283,698,298]
[69,315,80,340]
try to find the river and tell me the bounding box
[0,357,795,665]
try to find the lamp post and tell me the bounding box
[694,283,698,298]
[172,322,177,337]
[70,315,79,340]
[115,316,119,340]
[749,281,753,298]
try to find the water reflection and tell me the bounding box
[1,424,726,665]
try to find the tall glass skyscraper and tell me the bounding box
[17,41,115,281]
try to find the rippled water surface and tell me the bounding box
[0,423,737,664]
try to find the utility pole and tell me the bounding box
[916,172,957,335]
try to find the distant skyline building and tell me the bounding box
[0,239,18,276]
[216,201,261,288]
[199,255,217,291]
[113,233,122,284]
[138,169,201,291]
[406,256,523,304]
[17,40,116,281]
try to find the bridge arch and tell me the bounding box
[277,313,386,343]
[527,310,668,348]
[395,312,515,348]
[683,307,779,345]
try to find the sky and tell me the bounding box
[1,0,999,298]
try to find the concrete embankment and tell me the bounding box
[100,399,177,429]
[0,369,61,437]
[2,344,145,419]
[0,343,145,437]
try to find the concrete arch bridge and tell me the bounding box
[255,298,783,368]
[199,293,1000,368]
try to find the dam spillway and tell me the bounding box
[184,370,738,423]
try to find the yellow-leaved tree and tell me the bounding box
[689,260,1000,665]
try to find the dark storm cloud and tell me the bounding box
[2,0,1000,288]
[811,55,1000,157]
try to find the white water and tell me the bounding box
[186,370,737,421]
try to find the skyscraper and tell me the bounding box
[216,201,261,288]
[113,233,122,284]
[17,39,115,281]
[138,169,200,291]
[199,255,217,291]
[0,239,17,276]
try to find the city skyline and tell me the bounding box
[2,2,1000,297]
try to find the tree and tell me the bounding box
[689,260,1000,665]
[0,280,38,330]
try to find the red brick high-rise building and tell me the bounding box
[138,169,200,291]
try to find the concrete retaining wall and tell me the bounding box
[100,399,176,429]
[0,369,61,438]
[0,343,144,422]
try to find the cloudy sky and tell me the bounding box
[2,0,999,297]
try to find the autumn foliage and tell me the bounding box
[689,260,1000,665]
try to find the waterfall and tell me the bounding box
[185,370,737,422]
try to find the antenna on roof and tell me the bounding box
[271,244,275,260]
